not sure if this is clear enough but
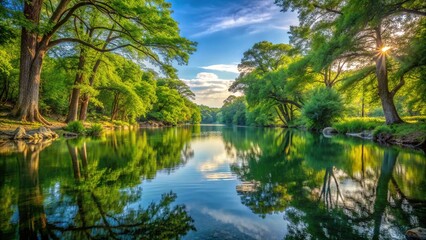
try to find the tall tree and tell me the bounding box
[230,42,305,126]
[6,0,195,123]
[275,0,426,124]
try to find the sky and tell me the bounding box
[167,0,298,108]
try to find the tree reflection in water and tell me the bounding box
[17,140,52,239]
[0,128,196,239]
[225,128,426,239]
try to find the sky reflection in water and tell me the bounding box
[0,125,425,239]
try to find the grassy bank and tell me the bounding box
[332,117,426,148]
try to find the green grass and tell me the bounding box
[402,116,426,123]
[112,120,130,127]
[386,122,426,137]
[333,117,426,144]
[333,117,384,133]
[86,123,103,137]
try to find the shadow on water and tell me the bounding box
[224,128,426,239]
[0,128,197,239]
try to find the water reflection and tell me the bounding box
[224,128,426,239]
[17,141,52,239]
[0,128,196,239]
[1,126,425,239]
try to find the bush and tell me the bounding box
[302,87,344,130]
[64,121,85,134]
[86,123,103,136]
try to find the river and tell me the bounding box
[0,125,425,239]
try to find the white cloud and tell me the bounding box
[192,1,298,37]
[200,207,272,239]
[182,72,241,108]
[201,64,239,73]
[195,72,219,80]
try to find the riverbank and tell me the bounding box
[332,117,426,150]
[1,113,426,151]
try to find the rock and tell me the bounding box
[13,127,27,139]
[140,120,165,128]
[406,227,426,240]
[63,131,78,138]
[323,127,338,136]
[23,134,34,140]
[37,126,58,139]
[346,130,373,140]
[32,133,42,140]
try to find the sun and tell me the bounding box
[381,46,391,53]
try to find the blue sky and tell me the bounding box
[168,0,298,107]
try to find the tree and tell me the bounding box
[275,0,426,124]
[94,54,156,122]
[220,96,247,125]
[230,42,305,126]
[148,86,186,125]
[199,105,220,124]
[5,0,195,123]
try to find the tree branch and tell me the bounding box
[312,3,342,15]
[390,76,405,97]
[399,8,426,16]
[268,93,302,108]
[48,38,131,52]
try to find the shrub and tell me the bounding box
[86,123,103,137]
[302,87,344,130]
[64,121,85,134]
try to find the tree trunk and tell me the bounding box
[79,97,89,121]
[275,105,287,126]
[111,93,120,121]
[12,0,51,124]
[66,49,86,123]
[79,57,102,121]
[79,29,114,121]
[375,26,403,124]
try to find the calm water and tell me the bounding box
[0,125,425,239]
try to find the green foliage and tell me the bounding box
[230,41,305,127]
[275,0,426,124]
[191,109,202,124]
[148,86,185,125]
[0,40,19,103]
[64,121,86,134]
[220,96,247,125]
[199,105,220,124]
[372,125,393,137]
[302,88,344,130]
[112,120,130,127]
[86,123,103,137]
[392,123,426,143]
[246,103,277,126]
[333,118,384,133]
[1,0,197,123]
[372,123,426,144]
[40,57,75,115]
